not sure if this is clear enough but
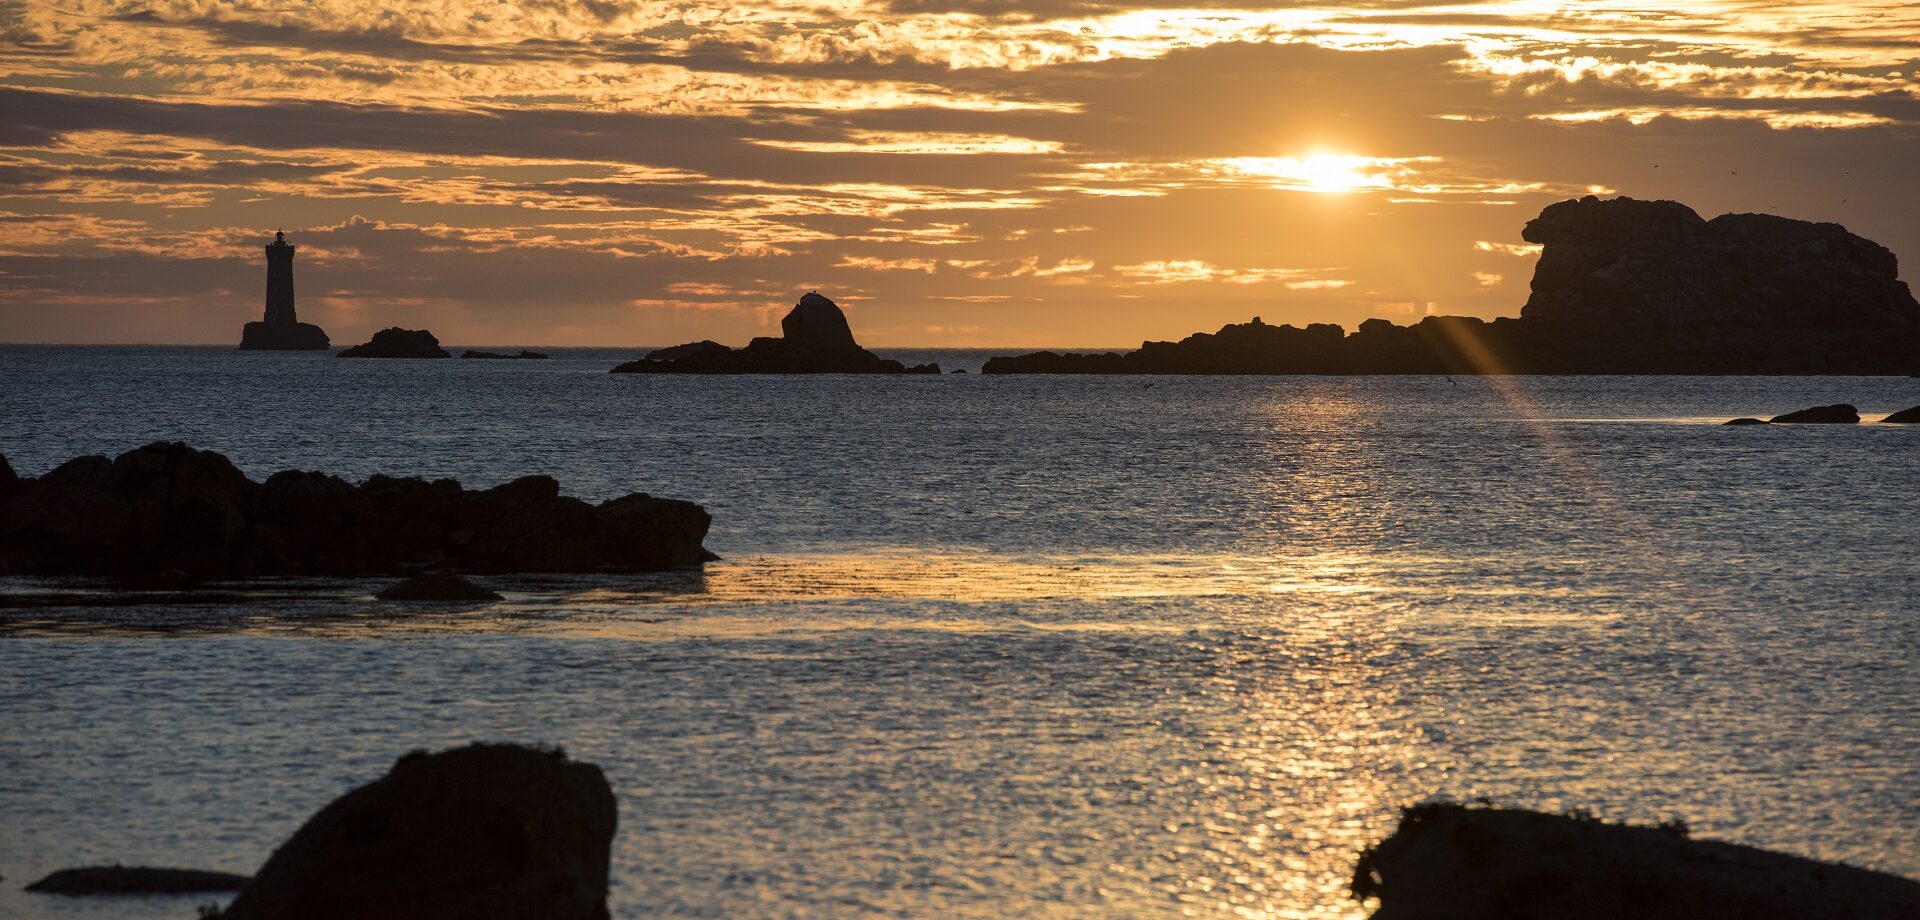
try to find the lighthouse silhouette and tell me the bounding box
[239,230,330,350]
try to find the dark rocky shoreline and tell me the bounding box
[0,442,711,578]
[984,197,1920,376]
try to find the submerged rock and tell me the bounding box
[1722,417,1769,426]
[0,443,712,577]
[1768,404,1859,423]
[26,866,250,895]
[612,293,939,374]
[338,328,451,359]
[1353,802,1920,920]
[220,744,614,920]
[461,350,549,360]
[983,197,1920,375]
[376,574,503,601]
[1881,405,1920,423]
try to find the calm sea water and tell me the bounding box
[0,346,1916,919]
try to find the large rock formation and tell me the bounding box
[0,442,711,578]
[1521,197,1918,331]
[238,231,330,350]
[1352,802,1920,920]
[612,292,939,374]
[339,327,451,358]
[219,744,614,920]
[984,197,1920,375]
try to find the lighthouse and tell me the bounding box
[239,229,330,350]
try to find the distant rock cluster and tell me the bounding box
[985,196,1920,375]
[613,292,940,374]
[0,442,711,578]
[1725,403,1918,425]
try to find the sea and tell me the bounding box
[0,345,1915,919]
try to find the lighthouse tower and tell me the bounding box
[238,229,330,350]
[264,230,297,326]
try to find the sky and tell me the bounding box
[2,1,1917,347]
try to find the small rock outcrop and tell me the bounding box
[376,574,503,601]
[338,328,451,359]
[219,744,614,920]
[612,293,939,374]
[984,197,1920,375]
[0,442,711,578]
[26,866,251,895]
[1722,417,1768,426]
[1769,404,1859,423]
[461,350,549,360]
[1882,405,1920,423]
[1353,803,1920,920]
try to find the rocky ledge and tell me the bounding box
[0,442,711,578]
[239,320,330,351]
[613,292,939,374]
[1353,802,1920,920]
[27,866,251,896]
[984,196,1920,375]
[339,327,451,359]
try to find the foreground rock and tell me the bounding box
[377,574,503,601]
[1353,802,1920,920]
[462,350,549,360]
[220,744,614,920]
[0,442,711,577]
[1882,404,1920,423]
[338,327,451,359]
[1769,404,1859,423]
[613,292,939,374]
[984,196,1920,375]
[26,866,250,895]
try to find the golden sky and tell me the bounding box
[2,1,1917,346]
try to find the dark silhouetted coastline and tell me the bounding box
[984,197,1920,375]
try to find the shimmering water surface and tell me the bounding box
[0,346,1916,919]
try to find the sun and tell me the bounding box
[1221,152,1391,193]
[1292,152,1374,193]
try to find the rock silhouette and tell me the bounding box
[462,350,550,360]
[0,442,711,578]
[339,327,451,358]
[1769,404,1859,423]
[1881,405,1920,423]
[984,197,1920,375]
[1352,802,1920,920]
[376,574,503,601]
[26,866,250,895]
[612,293,939,374]
[238,231,329,350]
[1722,417,1768,426]
[218,744,614,920]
